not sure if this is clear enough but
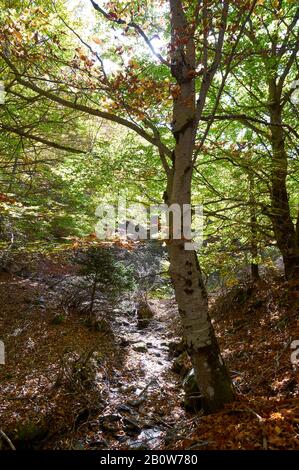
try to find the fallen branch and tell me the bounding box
[0,429,16,450]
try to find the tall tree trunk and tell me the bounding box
[268,80,299,280]
[166,0,234,413]
[249,172,260,281]
[250,216,260,282]
[165,119,234,413]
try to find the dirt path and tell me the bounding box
[0,261,186,450]
[97,298,185,450]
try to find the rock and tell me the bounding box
[183,369,202,412]
[136,298,154,328]
[123,417,141,435]
[115,435,128,443]
[128,440,149,450]
[120,384,137,393]
[133,342,148,353]
[171,351,190,376]
[99,414,121,422]
[152,351,161,357]
[117,404,135,415]
[127,396,146,406]
[113,308,122,314]
[131,427,163,449]
[119,337,131,347]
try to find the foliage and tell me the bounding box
[74,246,136,296]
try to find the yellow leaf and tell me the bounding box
[92,36,102,45]
[14,30,23,42]
[128,59,138,69]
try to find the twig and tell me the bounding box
[187,440,212,449]
[0,429,16,450]
[230,407,267,449]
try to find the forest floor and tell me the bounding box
[0,242,298,450]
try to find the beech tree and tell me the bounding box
[202,1,299,280]
[243,4,299,280]
[0,0,264,411]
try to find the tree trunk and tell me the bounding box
[166,0,234,413]
[166,150,234,412]
[268,80,299,280]
[168,240,234,412]
[251,260,260,282]
[249,172,260,281]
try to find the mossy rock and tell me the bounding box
[136,299,154,328]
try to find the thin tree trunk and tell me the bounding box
[251,259,260,282]
[249,172,260,281]
[268,80,299,280]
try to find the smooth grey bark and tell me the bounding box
[167,239,234,412]
[165,0,234,413]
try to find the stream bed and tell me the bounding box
[90,297,185,450]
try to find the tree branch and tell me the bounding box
[200,113,299,140]
[0,53,172,159]
[0,124,87,154]
[90,0,170,66]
